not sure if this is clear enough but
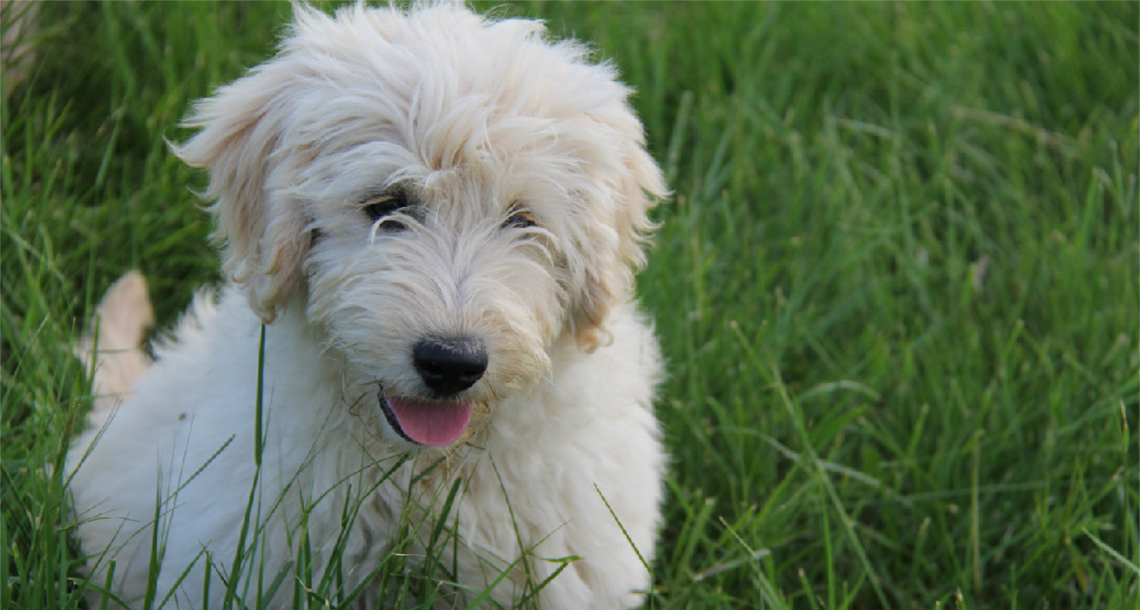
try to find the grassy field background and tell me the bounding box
[2,1,1137,608]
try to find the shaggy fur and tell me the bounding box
[67,4,667,609]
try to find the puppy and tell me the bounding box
[67,4,666,609]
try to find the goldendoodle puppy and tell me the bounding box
[67,4,666,608]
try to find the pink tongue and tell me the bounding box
[386,397,473,447]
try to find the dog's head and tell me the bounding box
[173,4,665,448]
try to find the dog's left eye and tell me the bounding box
[502,209,537,230]
[362,192,411,230]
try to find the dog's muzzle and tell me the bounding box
[377,337,488,447]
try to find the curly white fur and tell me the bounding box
[67,4,667,609]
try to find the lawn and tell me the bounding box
[2,1,1137,608]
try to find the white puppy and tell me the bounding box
[67,4,667,609]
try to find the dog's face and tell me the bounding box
[174,5,664,449]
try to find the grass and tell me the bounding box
[2,1,1137,608]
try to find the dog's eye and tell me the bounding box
[502,209,537,230]
[362,192,410,230]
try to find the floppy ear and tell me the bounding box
[573,114,668,352]
[170,63,309,323]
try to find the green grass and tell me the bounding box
[2,1,1137,608]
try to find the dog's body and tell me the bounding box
[67,4,665,609]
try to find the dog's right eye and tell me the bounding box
[362,192,410,230]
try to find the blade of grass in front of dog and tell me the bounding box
[337,485,354,597]
[331,456,433,606]
[291,509,311,609]
[223,323,266,608]
[255,323,266,466]
[457,554,526,610]
[487,456,538,593]
[426,478,463,556]
[449,501,462,601]
[409,454,448,486]
[202,553,211,610]
[335,544,409,608]
[585,485,658,606]
[300,455,411,604]
[143,472,165,610]
[98,560,116,610]
[257,560,294,610]
[307,453,410,511]
[156,547,209,610]
[80,565,135,610]
[318,480,393,603]
[410,477,465,604]
[594,484,650,575]
[249,487,278,609]
[305,483,357,601]
[73,433,237,600]
[222,468,261,610]
[513,556,580,609]
[162,436,236,508]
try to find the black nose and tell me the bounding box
[412,337,488,396]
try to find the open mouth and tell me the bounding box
[378,393,473,447]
